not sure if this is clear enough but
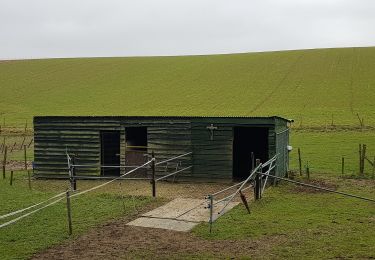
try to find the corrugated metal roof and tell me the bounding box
[34,115,292,122]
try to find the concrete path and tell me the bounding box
[127,198,239,232]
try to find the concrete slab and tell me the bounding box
[142,198,204,219]
[127,217,198,232]
[127,198,240,231]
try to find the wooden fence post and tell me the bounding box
[341,157,345,176]
[2,146,7,179]
[362,145,366,175]
[298,148,302,176]
[239,190,250,214]
[20,136,25,150]
[359,144,362,175]
[151,151,156,197]
[306,162,310,180]
[24,145,27,170]
[10,170,13,186]
[1,137,5,153]
[66,190,73,235]
[28,138,33,148]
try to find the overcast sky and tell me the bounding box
[0,0,374,60]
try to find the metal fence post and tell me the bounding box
[255,159,261,200]
[72,156,76,191]
[151,151,156,197]
[209,195,213,233]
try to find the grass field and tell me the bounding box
[193,176,375,259]
[1,47,375,175]
[1,47,375,258]
[0,47,374,127]
[0,171,156,260]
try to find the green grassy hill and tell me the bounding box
[1,47,374,127]
[0,47,374,174]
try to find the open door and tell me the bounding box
[233,127,269,180]
[125,127,148,176]
[100,131,120,176]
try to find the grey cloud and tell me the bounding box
[0,0,374,59]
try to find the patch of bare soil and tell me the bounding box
[32,202,284,260]
[290,178,338,194]
[5,160,33,170]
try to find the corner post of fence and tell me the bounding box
[209,195,213,233]
[151,151,156,198]
[24,145,27,170]
[72,156,76,191]
[255,159,261,200]
[66,190,73,235]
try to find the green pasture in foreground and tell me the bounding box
[0,171,154,260]
[0,47,375,127]
[193,177,375,259]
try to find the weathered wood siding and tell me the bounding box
[190,117,278,180]
[274,117,289,177]
[34,117,120,176]
[121,119,192,178]
[34,117,192,178]
[34,116,289,180]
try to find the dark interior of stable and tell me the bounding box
[125,127,148,176]
[232,127,269,180]
[100,131,121,176]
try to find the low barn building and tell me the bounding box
[33,116,291,181]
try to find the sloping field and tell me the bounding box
[0,47,374,127]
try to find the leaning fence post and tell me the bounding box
[298,148,302,176]
[66,190,73,235]
[239,190,250,214]
[151,151,156,197]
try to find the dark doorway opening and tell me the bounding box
[233,127,269,180]
[100,131,120,176]
[125,127,148,176]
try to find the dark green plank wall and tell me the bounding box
[34,117,193,177]
[191,118,279,180]
[34,116,288,180]
[121,119,192,178]
[34,118,120,176]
